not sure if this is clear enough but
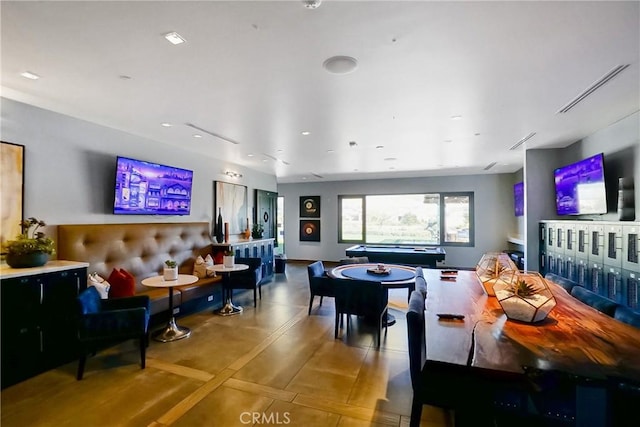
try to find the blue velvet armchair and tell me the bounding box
[76,286,150,380]
[307,260,334,315]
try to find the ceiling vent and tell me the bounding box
[557,64,630,114]
[185,123,239,144]
[509,132,536,150]
[483,162,497,171]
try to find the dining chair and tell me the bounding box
[76,286,150,380]
[333,277,388,347]
[227,257,263,307]
[407,290,427,427]
[307,260,334,315]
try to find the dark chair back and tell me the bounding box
[407,290,426,391]
[228,257,264,307]
[570,286,619,316]
[76,287,150,380]
[545,273,578,293]
[333,278,388,347]
[307,261,335,315]
[338,256,370,265]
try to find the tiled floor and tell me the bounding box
[0,261,453,427]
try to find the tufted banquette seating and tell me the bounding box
[57,222,222,316]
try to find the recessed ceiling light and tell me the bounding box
[301,131,310,136]
[474,133,481,136]
[303,0,322,9]
[247,153,254,157]
[384,157,397,161]
[192,134,202,138]
[444,139,453,143]
[327,149,335,154]
[262,159,268,162]
[277,149,284,153]
[164,31,186,45]
[161,123,172,127]
[20,71,40,80]
[302,176,308,180]
[323,56,358,74]
[348,141,357,147]
[376,145,384,149]
[118,75,132,80]
[450,115,462,120]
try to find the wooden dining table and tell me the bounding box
[420,268,640,425]
[422,269,640,381]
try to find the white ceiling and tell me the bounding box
[2,1,639,183]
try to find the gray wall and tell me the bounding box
[524,111,639,270]
[3,96,636,271]
[1,98,277,249]
[278,174,516,268]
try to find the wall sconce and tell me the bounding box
[225,171,243,179]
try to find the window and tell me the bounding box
[338,192,473,246]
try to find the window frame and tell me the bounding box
[338,192,474,247]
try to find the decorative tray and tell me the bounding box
[367,267,391,275]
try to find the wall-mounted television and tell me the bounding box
[514,182,524,217]
[113,156,193,215]
[554,153,607,216]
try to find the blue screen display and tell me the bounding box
[514,182,524,217]
[554,153,606,215]
[113,156,193,215]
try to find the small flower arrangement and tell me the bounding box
[224,246,234,256]
[3,217,55,256]
[165,259,177,268]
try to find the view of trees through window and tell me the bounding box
[339,193,473,246]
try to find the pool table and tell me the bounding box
[345,244,446,267]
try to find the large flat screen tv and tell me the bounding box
[554,153,607,216]
[514,182,524,217]
[113,156,193,215]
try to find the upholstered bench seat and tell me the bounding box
[57,222,222,316]
[570,286,619,317]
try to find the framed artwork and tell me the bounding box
[300,220,320,242]
[1,142,25,248]
[300,196,320,218]
[214,181,248,235]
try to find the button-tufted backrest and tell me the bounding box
[58,222,213,293]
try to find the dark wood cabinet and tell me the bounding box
[1,261,88,389]
[213,238,275,283]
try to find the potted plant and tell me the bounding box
[493,271,556,323]
[2,217,55,268]
[164,259,178,281]
[223,247,235,268]
[251,223,264,239]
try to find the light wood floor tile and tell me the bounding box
[0,262,449,427]
[223,377,297,402]
[293,394,400,426]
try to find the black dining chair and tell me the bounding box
[76,286,150,380]
[333,277,388,347]
[407,290,427,427]
[307,260,335,315]
[228,257,264,307]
